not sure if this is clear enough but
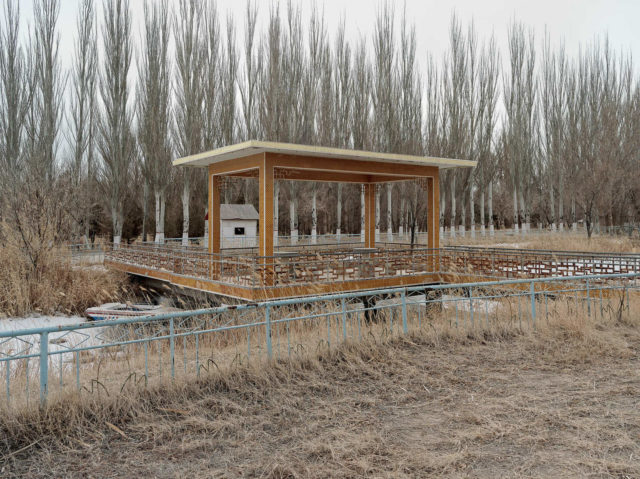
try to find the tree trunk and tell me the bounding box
[142,181,149,242]
[470,186,475,238]
[518,187,527,233]
[311,183,317,244]
[512,185,519,233]
[375,185,380,242]
[479,186,485,236]
[440,186,446,238]
[399,197,405,237]
[571,196,577,231]
[460,196,466,237]
[182,173,190,246]
[112,204,123,245]
[244,179,250,204]
[450,176,456,239]
[360,185,365,242]
[155,189,165,244]
[549,185,556,231]
[558,193,564,232]
[336,183,342,239]
[290,183,298,244]
[289,198,297,243]
[274,181,279,246]
[386,185,392,241]
[488,180,494,235]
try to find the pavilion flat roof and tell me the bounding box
[173,140,476,170]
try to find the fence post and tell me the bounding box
[341,298,347,341]
[401,290,408,334]
[169,318,175,379]
[468,287,474,327]
[265,305,273,359]
[530,281,536,327]
[586,279,591,317]
[39,331,49,406]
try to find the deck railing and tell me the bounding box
[104,243,640,290]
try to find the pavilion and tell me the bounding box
[106,141,477,300]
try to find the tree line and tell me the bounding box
[1,0,639,252]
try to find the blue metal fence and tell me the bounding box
[1,272,638,409]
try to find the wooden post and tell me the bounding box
[427,177,434,250]
[259,154,274,284]
[433,171,440,249]
[210,174,221,254]
[209,173,221,279]
[427,172,440,273]
[364,183,376,248]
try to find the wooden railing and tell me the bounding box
[104,243,640,290]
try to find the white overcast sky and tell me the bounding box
[14,0,640,75]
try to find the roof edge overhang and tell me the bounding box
[173,140,476,170]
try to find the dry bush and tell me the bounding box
[0,176,131,317]
[0,231,129,317]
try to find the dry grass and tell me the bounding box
[1,299,639,478]
[0,245,130,318]
[446,231,640,254]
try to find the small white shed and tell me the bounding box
[218,204,259,248]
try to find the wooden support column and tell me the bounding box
[433,171,440,249]
[427,176,435,250]
[427,172,440,273]
[259,154,275,284]
[210,174,221,254]
[364,183,376,248]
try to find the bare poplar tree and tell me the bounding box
[98,0,134,245]
[202,1,221,152]
[28,0,65,183]
[137,0,171,244]
[174,0,206,245]
[540,31,567,231]
[239,1,260,141]
[333,21,352,237]
[442,14,469,238]
[0,0,31,184]
[398,8,424,244]
[68,0,97,244]
[424,55,444,236]
[476,34,500,235]
[351,38,370,239]
[372,4,398,239]
[503,22,537,232]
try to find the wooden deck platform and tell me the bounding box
[104,244,640,301]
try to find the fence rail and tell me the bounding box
[1,272,638,409]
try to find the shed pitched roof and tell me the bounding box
[220,204,259,221]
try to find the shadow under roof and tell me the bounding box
[173,140,476,170]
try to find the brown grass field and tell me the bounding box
[1,297,639,478]
[446,230,640,254]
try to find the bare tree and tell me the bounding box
[27,0,65,183]
[239,1,260,141]
[68,0,97,244]
[137,0,171,244]
[0,0,31,183]
[503,22,537,232]
[442,14,469,238]
[476,34,500,235]
[333,21,352,237]
[98,0,134,245]
[174,0,206,245]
